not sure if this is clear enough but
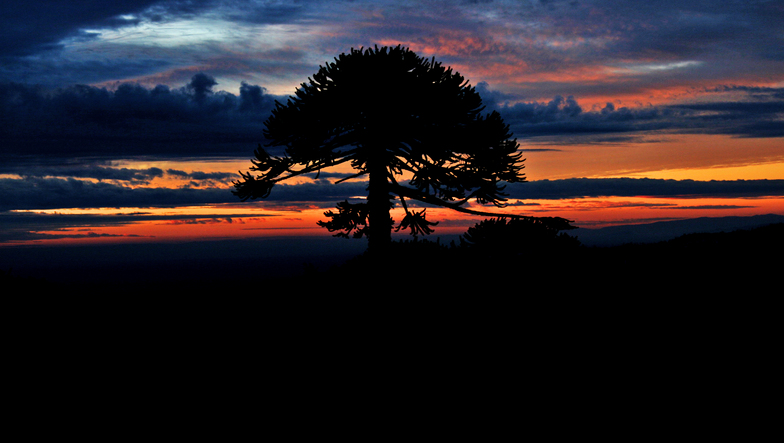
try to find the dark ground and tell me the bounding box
[3,222,779,380]
[2,221,781,294]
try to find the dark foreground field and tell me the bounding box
[336,221,783,293]
[3,221,781,294]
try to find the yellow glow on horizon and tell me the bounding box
[6,139,783,247]
[7,194,784,247]
[622,162,784,181]
[512,195,784,229]
[522,134,784,181]
[11,204,274,217]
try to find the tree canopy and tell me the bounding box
[233,45,527,251]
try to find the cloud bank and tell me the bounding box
[478,83,784,140]
[0,74,280,160]
[3,175,784,212]
[2,75,781,166]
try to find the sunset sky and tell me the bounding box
[1,0,783,248]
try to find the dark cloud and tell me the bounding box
[0,74,281,160]
[260,180,370,203]
[222,0,315,25]
[604,0,784,62]
[0,177,234,211]
[501,0,783,68]
[481,87,784,140]
[0,55,183,90]
[0,209,271,243]
[166,169,236,181]
[2,1,782,83]
[0,1,163,57]
[666,99,784,138]
[0,175,371,211]
[4,73,777,170]
[486,96,676,138]
[0,1,243,87]
[1,165,165,182]
[507,178,784,200]
[4,174,784,213]
[186,73,218,102]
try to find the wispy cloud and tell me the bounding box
[3,1,782,93]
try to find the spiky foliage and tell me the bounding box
[234,45,527,247]
[460,217,580,255]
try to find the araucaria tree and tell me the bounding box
[233,46,526,253]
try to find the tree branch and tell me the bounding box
[392,184,527,219]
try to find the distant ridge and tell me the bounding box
[574,213,784,247]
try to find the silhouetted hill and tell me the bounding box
[570,214,784,246]
[328,220,784,293]
[2,216,781,294]
[574,214,784,247]
[585,222,782,288]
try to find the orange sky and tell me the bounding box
[4,128,782,248]
[1,1,782,248]
[522,135,784,181]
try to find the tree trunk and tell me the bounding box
[367,148,392,257]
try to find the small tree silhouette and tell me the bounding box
[234,46,527,253]
[460,217,580,255]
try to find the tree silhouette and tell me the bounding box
[460,217,580,256]
[233,45,526,253]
